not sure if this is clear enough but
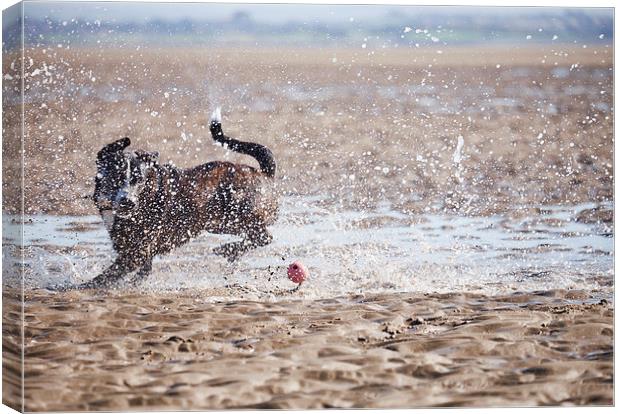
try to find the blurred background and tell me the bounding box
[1,2,614,219]
[3,1,614,50]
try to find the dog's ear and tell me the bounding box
[114,137,131,150]
[98,137,131,162]
[108,137,131,151]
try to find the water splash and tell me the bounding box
[2,196,613,301]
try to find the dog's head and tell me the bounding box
[93,137,160,217]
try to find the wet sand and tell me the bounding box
[2,45,613,216]
[2,288,613,410]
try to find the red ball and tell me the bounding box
[287,261,308,285]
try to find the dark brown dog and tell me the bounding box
[81,109,279,289]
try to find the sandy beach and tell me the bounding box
[1,287,613,410]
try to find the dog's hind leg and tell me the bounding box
[213,241,247,262]
[248,226,273,247]
[213,226,273,262]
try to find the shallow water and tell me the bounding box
[2,196,613,300]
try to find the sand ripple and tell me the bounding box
[2,288,613,410]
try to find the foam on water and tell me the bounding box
[2,196,613,301]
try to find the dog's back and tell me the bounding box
[108,159,278,258]
[184,161,279,232]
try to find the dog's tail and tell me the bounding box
[209,107,276,178]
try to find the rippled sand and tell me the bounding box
[2,288,613,410]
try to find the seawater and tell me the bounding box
[2,196,613,301]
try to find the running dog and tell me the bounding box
[81,108,279,288]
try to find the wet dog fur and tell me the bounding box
[81,109,279,289]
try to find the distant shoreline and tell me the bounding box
[5,44,612,68]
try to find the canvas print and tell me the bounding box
[1,0,614,411]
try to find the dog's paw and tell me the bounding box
[46,283,73,292]
[213,243,233,257]
[126,275,147,288]
[226,254,239,263]
[213,242,241,262]
[76,280,101,290]
[77,275,122,290]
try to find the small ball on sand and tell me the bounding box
[287,261,308,285]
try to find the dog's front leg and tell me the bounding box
[78,257,140,289]
[127,259,153,286]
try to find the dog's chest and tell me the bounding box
[101,210,115,232]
